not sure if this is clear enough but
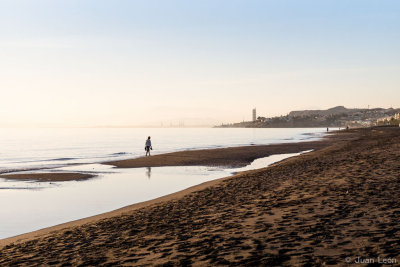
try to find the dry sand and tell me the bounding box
[1,128,399,266]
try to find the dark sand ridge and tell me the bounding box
[0,173,95,182]
[2,128,400,266]
[106,140,337,169]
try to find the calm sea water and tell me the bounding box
[0,127,328,173]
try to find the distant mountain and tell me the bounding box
[288,106,363,117]
[216,106,400,128]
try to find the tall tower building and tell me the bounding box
[252,108,256,122]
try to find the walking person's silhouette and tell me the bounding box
[145,136,152,156]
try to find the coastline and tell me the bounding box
[0,133,346,242]
[105,130,353,169]
[0,127,330,176]
[0,132,343,182]
[0,173,232,247]
[105,140,333,169]
[0,131,350,242]
[3,128,398,265]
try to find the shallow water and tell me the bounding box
[0,151,308,239]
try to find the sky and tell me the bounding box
[0,0,399,127]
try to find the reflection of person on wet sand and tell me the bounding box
[146,167,151,179]
[145,136,152,156]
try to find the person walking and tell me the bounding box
[145,136,152,156]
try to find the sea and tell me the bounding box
[0,127,330,239]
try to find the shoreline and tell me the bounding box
[0,150,314,243]
[104,131,351,169]
[0,134,342,182]
[0,128,336,177]
[0,173,233,246]
[0,131,350,244]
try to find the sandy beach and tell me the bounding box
[1,127,399,266]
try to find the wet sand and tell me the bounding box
[1,128,399,266]
[0,173,95,182]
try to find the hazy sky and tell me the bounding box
[1,0,399,127]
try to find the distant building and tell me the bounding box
[377,113,400,125]
[258,116,267,122]
[377,117,391,124]
[252,108,256,122]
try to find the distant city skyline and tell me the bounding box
[1,0,399,127]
